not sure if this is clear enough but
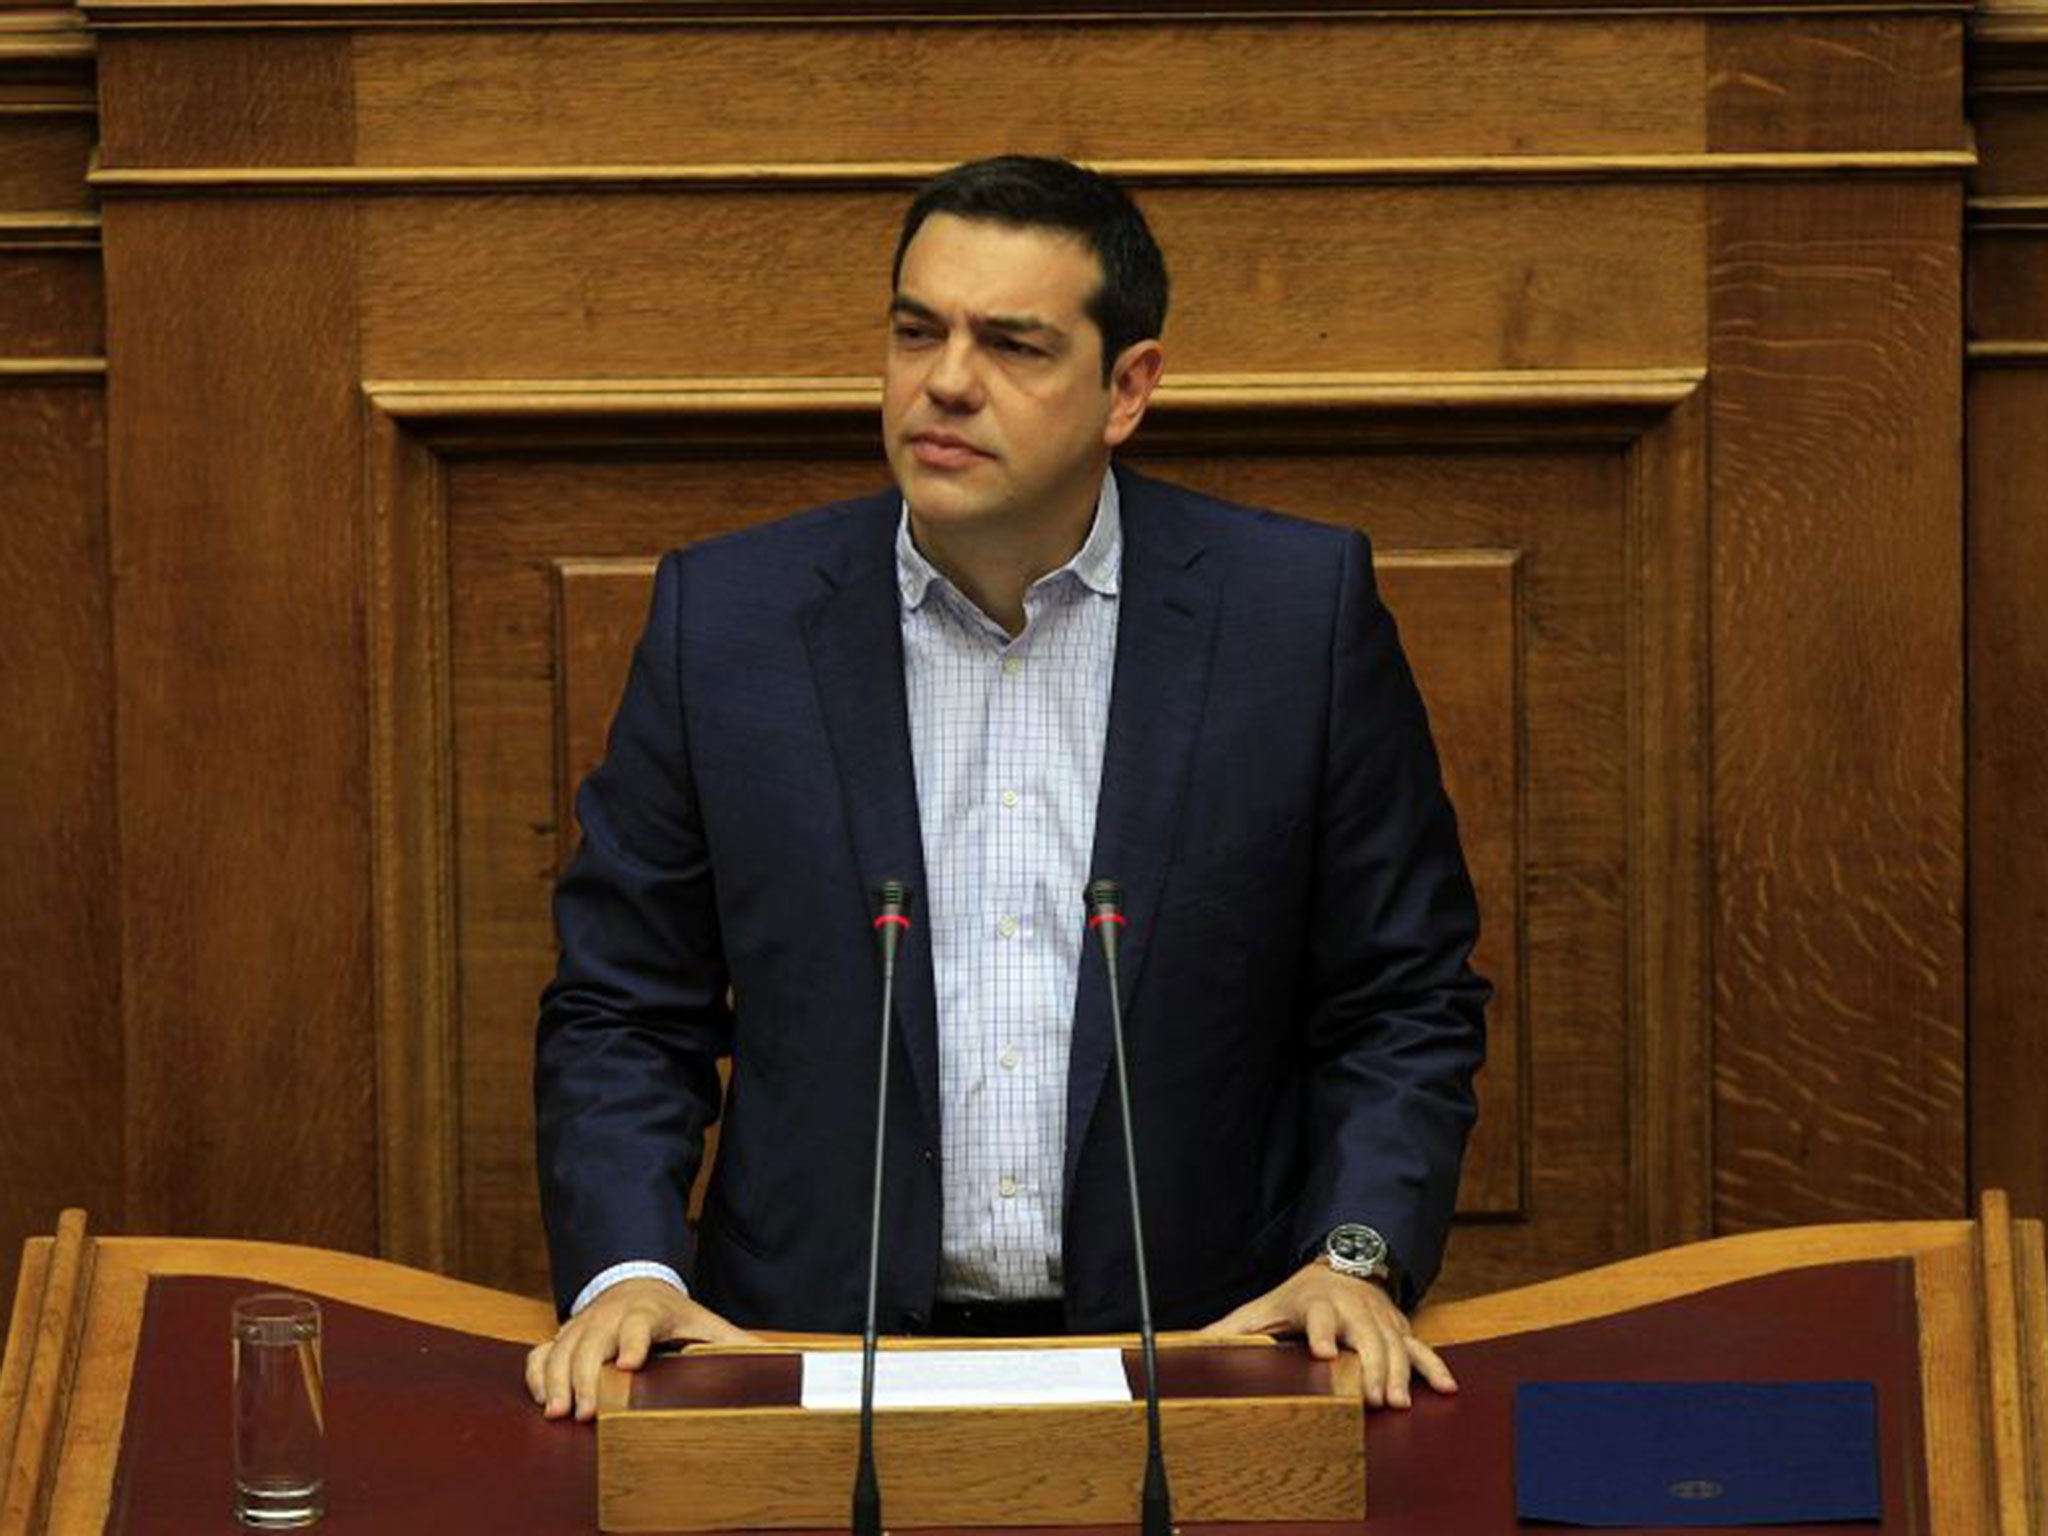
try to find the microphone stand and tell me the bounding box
[853,880,913,1536]
[1085,877,1174,1536]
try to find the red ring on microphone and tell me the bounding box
[1086,913,1127,929]
[873,914,912,930]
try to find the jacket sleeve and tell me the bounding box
[534,551,732,1319]
[1292,529,1491,1308]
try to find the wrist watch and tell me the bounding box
[1319,1223,1395,1290]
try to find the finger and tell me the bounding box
[1381,1325,1415,1410]
[1406,1335,1458,1394]
[525,1341,550,1406]
[570,1324,618,1422]
[615,1310,655,1371]
[1305,1297,1342,1361]
[1336,1315,1388,1408]
[542,1325,580,1419]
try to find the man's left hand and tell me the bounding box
[1200,1261,1456,1410]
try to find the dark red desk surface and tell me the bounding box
[109,1260,1925,1535]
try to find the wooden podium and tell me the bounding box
[3,1194,2043,1534]
[597,1334,1365,1531]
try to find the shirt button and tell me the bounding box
[996,915,1019,939]
[999,789,1021,809]
[1001,656,1023,677]
[999,1047,1020,1071]
[998,1176,1019,1199]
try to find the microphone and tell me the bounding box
[853,880,912,1536]
[1084,877,1173,1536]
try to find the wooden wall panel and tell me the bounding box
[351,19,1707,165]
[1706,17,1963,150]
[0,11,112,1326]
[103,196,377,1251]
[1966,0,2048,1225]
[1375,554,1524,1220]
[1707,179,1965,1228]
[1969,368,2048,1227]
[360,185,1706,381]
[0,380,119,1323]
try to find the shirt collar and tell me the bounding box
[896,468,1122,615]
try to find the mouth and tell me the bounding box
[907,431,995,471]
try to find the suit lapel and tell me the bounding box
[801,502,941,1151]
[1065,469,1220,1199]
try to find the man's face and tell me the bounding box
[884,213,1143,538]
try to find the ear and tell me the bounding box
[1101,340,1165,450]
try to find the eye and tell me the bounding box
[892,321,938,346]
[991,336,1043,357]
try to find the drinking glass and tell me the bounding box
[231,1293,324,1528]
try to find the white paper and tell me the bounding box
[799,1348,1133,1410]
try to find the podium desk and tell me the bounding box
[4,1195,2042,1535]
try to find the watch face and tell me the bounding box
[1329,1225,1387,1269]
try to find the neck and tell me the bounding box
[911,474,1103,638]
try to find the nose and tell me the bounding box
[923,334,984,412]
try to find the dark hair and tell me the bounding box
[891,156,1169,384]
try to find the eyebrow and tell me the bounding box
[890,294,1067,342]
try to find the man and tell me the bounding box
[527,156,1489,1424]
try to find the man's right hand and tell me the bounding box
[526,1277,757,1422]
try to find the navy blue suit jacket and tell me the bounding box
[536,465,1488,1331]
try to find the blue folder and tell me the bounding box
[1514,1380,1882,1526]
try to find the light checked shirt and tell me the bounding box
[899,471,1120,1301]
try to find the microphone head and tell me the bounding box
[1084,877,1124,919]
[873,880,914,920]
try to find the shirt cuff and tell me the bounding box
[571,1260,689,1316]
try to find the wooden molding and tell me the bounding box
[1971,196,2048,230]
[1972,0,2048,87]
[0,359,106,384]
[90,153,1975,196]
[71,0,1974,27]
[0,214,100,252]
[0,1210,90,1536]
[1970,341,2048,364]
[365,402,462,1275]
[361,369,1712,1274]
[1974,1190,2045,1532]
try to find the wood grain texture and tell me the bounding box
[1967,367,2048,1231]
[0,244,99,355]
[0,382,118,1355]
[1707,17,1964,153]
[1375,554,1524,1218]
[360,184,1706,380]
[1970,225,2048,339]
[0,115,90,212]
[1972,95,2048,197]
[0,1211,86,1536]
[352,19,1706,167]
[602,1394,1363,1530]
[71,0,1985,22]
[92,32,353,169]
[1966,3,2048,1232]
[104,197,377,1253]
[1707,180,1966,1229]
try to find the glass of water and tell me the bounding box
[231,1293,324,1528]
